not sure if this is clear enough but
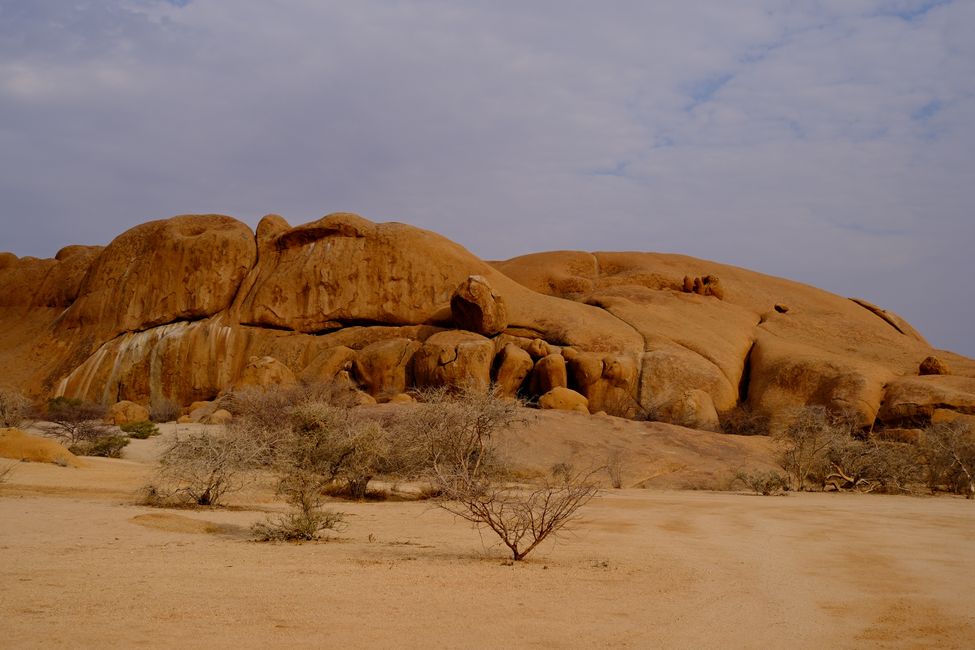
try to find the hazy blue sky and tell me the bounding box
[1,1,972,355]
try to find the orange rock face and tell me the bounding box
[1,211,972,434]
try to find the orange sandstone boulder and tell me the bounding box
[450,275,508,336]
[107,400,149,426]
[538,387,589,413]
[412,331,494,391]
[353,338,421,398]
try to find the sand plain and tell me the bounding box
[1,417,973,649]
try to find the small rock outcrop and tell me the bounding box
[450,275,508,336]
[353,338,421,398]
[538,387,589,413]
[494,344,533,397]
[412,331,495,391]
[233,356,297,390]
[107,400,149,426]
[919,356,950,376]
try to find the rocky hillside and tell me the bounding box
[1,212,972,432]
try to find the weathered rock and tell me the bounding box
[919,356,950,376]
[569,353,639,416]
[682,274,724,299]
[203,409,233,425]
[412,330,494,391]
[350,390,378,406]
[188,401,218,423]
[299,346,356,384]
[878,376,975,425]
[538,387,589,413]
[931,409,975,428]
[659,390,721,432]
[57,215,255,339]
[494,344,533,397]
[529,354,568,395]
[107,401,149,426]
[450,275,508,336]
[875,428,924,444]
[353,338,421,398]
[747,337,890,430]
[234,356,297,391]
[385,393,416,404]
[639,347,737,416]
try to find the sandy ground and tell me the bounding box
[1,420,973,649]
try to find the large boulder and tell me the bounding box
[659,389,721,432]
[878,376,975,425]
[450,275,508,336]
[493,343,533,397]
[353,338,421,398]
[57,215,256,340]
[412,331,494,391]
[233,356,297,391]
[107,400,149,426]
[529,354,568,395]
[300,346,357,384]
[538,387,589,413]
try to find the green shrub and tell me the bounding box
[70,434,130,458]
[251,509,346,542]
[121,420,160,439]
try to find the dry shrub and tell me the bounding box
[734,469,789,495]
[823,437,922,494]
[719,404,770,436]
[923,421,975,498]
[281,402,394,500]
[391,387,598,561]
[0,387,31,428]
[151,427,264,506]
[605,449,625,489]
[775,406,857,491]
[149,399,181,423]
[41,397,129,457]
[252,509,346,542]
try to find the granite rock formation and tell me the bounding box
[1,212,973,434]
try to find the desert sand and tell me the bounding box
[1,419,973,649]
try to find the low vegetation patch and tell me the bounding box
[120,420,160,439]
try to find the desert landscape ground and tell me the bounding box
[2,414,973,649]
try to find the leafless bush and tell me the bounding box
[440,469,600,561]
[923,421,975,499]
[823,437,922,494]
[734,469,789,495]
[0,387,31,428]
[41,397,129,457]
[392,387,598,561]
[151,427,264,506]
[775,406,857,491]
[281,402,393,499]
[149,398,181,423]
[720,404,770,436]
[605,449,625,489]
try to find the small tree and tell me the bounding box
[152,428,263,506]
[923,421,975,499]
[394,387,598,561]
[775,406,854,491]
[286,402,393,499]
[43,397,128,457]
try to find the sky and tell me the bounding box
[1,0,972,355]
